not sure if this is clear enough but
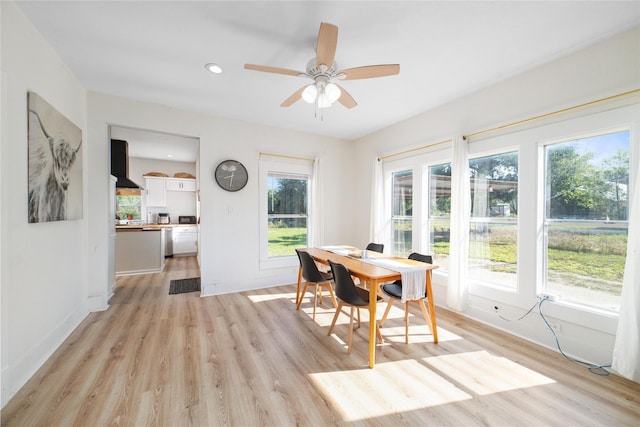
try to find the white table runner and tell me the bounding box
[358,258,426,303]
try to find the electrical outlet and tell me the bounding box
[537,293,559,302]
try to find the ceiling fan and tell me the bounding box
[244,22,400,110]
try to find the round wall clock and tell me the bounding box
[214,160,248,192]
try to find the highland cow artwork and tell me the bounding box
[28,92,83,223]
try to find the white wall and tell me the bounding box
[87,92,355,299]
[1,1,89,406]
[353,27,640,367]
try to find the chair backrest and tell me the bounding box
[408,252,432,264]
[296,249,327,283]
[328,260,368,306]
[365,242,384,253]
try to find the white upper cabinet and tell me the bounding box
[166,178,196,192]
[145,177,167,206]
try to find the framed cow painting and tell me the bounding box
[27,92,83,223]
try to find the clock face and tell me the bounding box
[214,160,248,192]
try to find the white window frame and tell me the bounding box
[259,157,313,269]
[532,104,639,324]
[539,126,632,314]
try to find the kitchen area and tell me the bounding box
[109,127,200,278]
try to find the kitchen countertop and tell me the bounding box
[116,223,197,230]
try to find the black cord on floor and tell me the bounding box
[538,296,611,376]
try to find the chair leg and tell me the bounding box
[312,283,319,320]
[356,308,361,328]
[380,299,395,327]
[375,321,384,344]
[348,306,355,354]
[327,284,338,308]
[296,282,311,311]
[418,300,433,334]
[328,302,344,335]
[404,301,410,344]
[295,266,303,306]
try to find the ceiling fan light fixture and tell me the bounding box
[325,83,341,103]
[301,84,318,103]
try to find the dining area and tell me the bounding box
[295,245,439,368]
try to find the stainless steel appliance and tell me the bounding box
[157,213,170,224]
[178,215,197,224]
[164,227,173,257]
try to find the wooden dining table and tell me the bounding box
[298,247,439,368]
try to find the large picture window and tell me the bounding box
[543,130,629,312]
[469,151,519,289]
[267,173,309,258]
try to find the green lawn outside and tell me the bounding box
[268,225,626,296]
[268,227,307,257]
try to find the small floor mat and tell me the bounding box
[169,277,201,294]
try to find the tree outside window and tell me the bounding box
[116,189,141,220]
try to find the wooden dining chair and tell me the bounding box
[379,252,434,343]
[295,249,337,321]
[327,260,383,353]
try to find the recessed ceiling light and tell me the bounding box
[167,154,174,158]
[205,63,222,74]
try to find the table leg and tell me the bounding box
[296,265,303,306]
[368,280,378,368]
[426,274,438,343]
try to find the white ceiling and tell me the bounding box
[16,1,640,160]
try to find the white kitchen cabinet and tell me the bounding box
[166,178,196,192]
[173,226,198,255]
[145,177,166,206]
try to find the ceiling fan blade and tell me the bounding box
[337,64,400,80]
[244,64,304,77]
[335,84,357,109]
[316,23,338,69]
[280,86,307,107]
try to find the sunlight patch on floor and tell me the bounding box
[309,359,473,422]
[247,292,296,302]
[423,350,556,395]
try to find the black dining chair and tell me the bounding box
[379,252,434,343]
[327,260,383,353]
[365,242,384,253]
[295,249,337,321]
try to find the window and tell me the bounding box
[267,173,309,258]
[543,130,629,312]
[469,151,519,289]
[116,189,142,220]
[391,170,413,256]
[428,163,451,271]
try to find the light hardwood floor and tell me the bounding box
[3,256,639,426]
